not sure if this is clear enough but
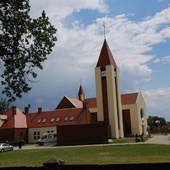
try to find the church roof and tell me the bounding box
[96,39,117,69]
[121,92,139,105]
[83,93,139,108]
[84,98,96,108]
[55,96,82,109]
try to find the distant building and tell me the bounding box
[0,39,147,144]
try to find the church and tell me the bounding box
[0,39,148,144]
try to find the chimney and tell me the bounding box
[38,107,42,114]
[24,107,29,114]
[83,102,88,110]
[82,102,90,124]
[12,106,16,115]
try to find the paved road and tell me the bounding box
[14,135,170,150]
[145,134,170,145]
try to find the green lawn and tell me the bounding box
[0,144,170,167]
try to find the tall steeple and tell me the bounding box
[77,84,85,101]
[95,39,124,139]
[96,39,117,69]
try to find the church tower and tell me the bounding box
[95,39,124,138]
[77,84,85,101]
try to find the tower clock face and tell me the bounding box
[101,70,106,77]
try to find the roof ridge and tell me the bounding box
[66,96,80,108]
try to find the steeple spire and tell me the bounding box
[96,39,117,69]
[77,84,85,101]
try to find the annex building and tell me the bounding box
[0,39,148,144]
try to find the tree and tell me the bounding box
[0,0,57,102]
[0,98,11,112]
[147,116,167,133]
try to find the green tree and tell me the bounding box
[147,116,167,132]
[0,98,11,112]
[0,0,57,102]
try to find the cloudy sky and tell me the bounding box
[12,0,170,120]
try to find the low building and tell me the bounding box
[0,106,28,142]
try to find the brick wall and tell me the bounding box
[57,124,108,145]
[0,128,28,142]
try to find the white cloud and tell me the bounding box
[39,4,169,95]
[120,63,152,93]
[153,56,170,64]
[163,56,170,63]
[30,0,108,21]
[143,87,170,120]
[153,58,161,63]
[13,1,170,116]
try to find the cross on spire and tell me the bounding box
[102,22,106,39]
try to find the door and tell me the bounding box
[122,109,131,137]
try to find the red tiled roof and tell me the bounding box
[121,92,139,105]
[84,98,96,108]
[14,108,27,128]
[96,39,117,69]
[27,108,83,128]
[83,93,139,108]
[0,107,27,129]
[0,92,140,130]
[70,92,139,109]
[0,116,14,129]
[26,113,37,125]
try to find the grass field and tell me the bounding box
[0,144,170,167]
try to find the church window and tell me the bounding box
[140,108,144,123]
[114,68,116,77]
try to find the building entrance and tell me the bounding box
[122,109,131,137]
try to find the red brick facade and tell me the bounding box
[57,124,108,145]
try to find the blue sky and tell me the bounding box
[5,0,170,120]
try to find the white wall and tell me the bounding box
[28,127,57,143]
